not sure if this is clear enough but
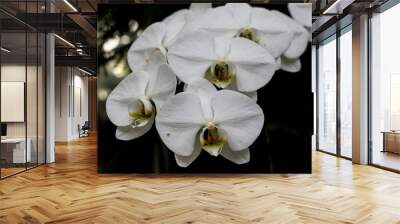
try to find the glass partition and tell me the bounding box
[1,30,28,177]
[317,36,337,154]
[0,1,46,179]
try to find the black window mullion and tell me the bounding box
[316,44,320,151]
[336,28,341,157]
[367,11,373,165]
[36,0,39,168]
[0,21,2,179]
[25,0,28,171]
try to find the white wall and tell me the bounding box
[1,64,47,164]
[55,66,69,141]
[71,73,89,139]
[1,65,39,137]
[55,67,89,141]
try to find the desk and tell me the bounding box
[1,138,31,163]
[382,131,400,154]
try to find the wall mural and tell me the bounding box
[97,3,313,173]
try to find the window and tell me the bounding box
[317,36,337,154]
[339,28,352,158]
[370,3,400,171]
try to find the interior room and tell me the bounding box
[0,12,46,178]
[0,0,400,223]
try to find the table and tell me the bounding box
[1,138,31,163]
[382,131,400,154]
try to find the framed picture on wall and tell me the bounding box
[1,81,25,122]
[97,3,312,173]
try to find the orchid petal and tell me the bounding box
[227,37,276,92]
[167,31,216,84]
[115,112,155,140]
[146,64,177,109]
[163,10,187,47]
[127,22,166,72]
[106,72,148,126]
[106,97,136,127]
[211,90,264,151]
[285,29,308,59]
[272,11,309,59]
[242,91,258,101]
[177,4,212,39]
[284,26,309,59]
[185,78,217,121]
[275,57,282,71]
[225,3,252,28]
[189,3,212,15]
[174,144,202,167]
[251,7,294,58]
[225,81,258,101]
[156,92,206,156]
[178,14,203,38]
[200,6,238,37]
[288,3,312,28]
[214,36,232,60]
[141,50,167,75]
[227,37,275,66]
[220,146,250,164]
[280,57,301,73]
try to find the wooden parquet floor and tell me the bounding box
[1,134,400,224]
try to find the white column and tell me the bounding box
[46,0,55,163]
[352,14,369,164]
[46,33,55,163]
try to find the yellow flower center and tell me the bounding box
[205,62,235,89]
[238,28,260,44]
[129,98,153,128]
[199,122,227,156]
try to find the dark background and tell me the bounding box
[97,4,313,173]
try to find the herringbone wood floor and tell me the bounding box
[1,134,400,224]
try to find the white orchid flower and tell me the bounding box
[167,31,275,92]
[271,10,309,60]
[127,3,211,73]
[183,81,258,101]
[106,64,177,140]
[288,3,312,28]
[280,57,302,73]
[271,8,310,73]
[288,3,312,44]
[155,79,264,167]
[164,3,212,39]
[198,3,293,59]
